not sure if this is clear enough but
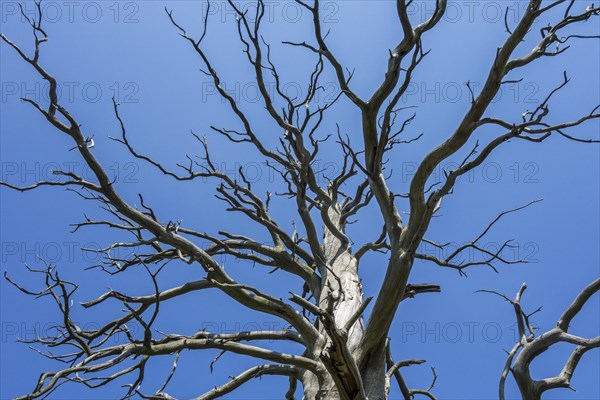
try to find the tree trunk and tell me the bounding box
[360,342,387,399]
[301,205,378,399]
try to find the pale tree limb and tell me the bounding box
[384,339,438,400]
[359,0,599,369]
[479,278,600,400]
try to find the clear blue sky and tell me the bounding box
[1,1,599,399]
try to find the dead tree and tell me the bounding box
[1,1,599,399]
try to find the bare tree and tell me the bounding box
[1,1,599,399]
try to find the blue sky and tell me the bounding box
[1,1,599,399]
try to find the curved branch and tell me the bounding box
[194,364,299,400]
